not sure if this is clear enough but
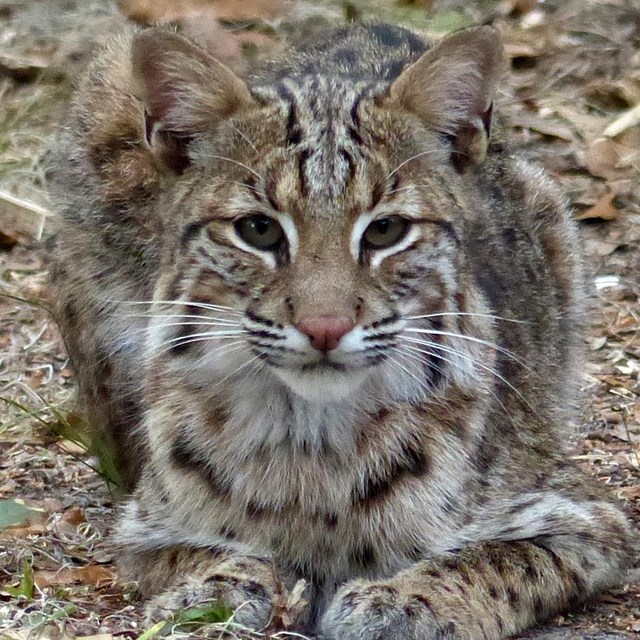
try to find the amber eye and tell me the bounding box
[234,215,285,251]
[362,216,410,250]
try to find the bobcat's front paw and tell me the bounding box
[320,581,453,640]
[145,570,273,630]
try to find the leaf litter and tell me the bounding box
[0,0,639,638]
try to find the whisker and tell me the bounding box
[397,342,513,418]
[396,341,474,381]
[403,328,531,371]
[389,346,447,386]
[210,353,262,391]
[227,124,258,154]
[387,348,433,397]
[161,330,247,345]
[405,312,529,325]
[156,338,247,357]
[229,180,260,196]
[399,336,538,416]
[200,154,263,182]
[108,299,243,316]
[110,321,244,344]
[387,150,436,179]
[147,321,242,329]
[387,186,416,196]
[400,338,490,374]
[127,313,241,323]
[241,356,267,386]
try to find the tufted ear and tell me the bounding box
[386,26,503,172]
[132,29,257,173]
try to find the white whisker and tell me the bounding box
[398,342,513,418]
[387,348,433,397]
[156,338,247,357]
[403,328,531,371]
[128,313,241,323]
[387,150,436,179]
[387,186,416,196]
[405,312,529,324]
[228,124,258,154]
[109,321,244,344]
[108,299,243,316]
[161,330,247,345]
[389,346,447,384]
[149,321,242,329]
[201,154,263,182]
[210,353,262,391]
[399,336,538,416]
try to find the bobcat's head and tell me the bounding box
[137,26,502,403]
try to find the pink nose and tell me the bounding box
[297,315,355,352]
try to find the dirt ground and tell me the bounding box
[0,0,639,638]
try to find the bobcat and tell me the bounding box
[48,21,636,639]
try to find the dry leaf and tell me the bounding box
[511,113,575,141]
[589,336,607,351]
[59,507,85,526]
[119,0,286,25]
[603,103,640,138]
[0,51,49,82]
[584,137,620,180]
[618,485,640,501]
[0,191,50,242]
[57,439,89,455]
[34,565,115,589]
[575,191,626,221]
[0,229,18,249]
[269,577,307,629]
[0,499,48,539]
[0,523,47,539]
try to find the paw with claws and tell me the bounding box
[320,581,454,640]
[145,556,276,630]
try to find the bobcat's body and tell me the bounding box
[49,22,635,639]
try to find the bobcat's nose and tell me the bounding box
[297,315,355,352]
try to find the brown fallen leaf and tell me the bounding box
[618,485,640,501]
[575,191,626,221]
[397,0,437,8]
[0,50,49,82]
[58,507,87,527]
[118,0,287,25]
[0,523,47,539]
[0,229,18,249]
[508,0,539,16]
[584,137,620,180]
[0,498,48,539]
[34,565,115,589]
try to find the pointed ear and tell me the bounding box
[386,26,503,172]
[131,29,257,173]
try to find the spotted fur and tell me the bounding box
[48,22,636,638]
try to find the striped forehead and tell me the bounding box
[273,77,370,205]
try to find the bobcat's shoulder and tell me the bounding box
[49,22,636,639]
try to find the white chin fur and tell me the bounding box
[273,366,369,403]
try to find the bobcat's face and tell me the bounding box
[149,83,484,403]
